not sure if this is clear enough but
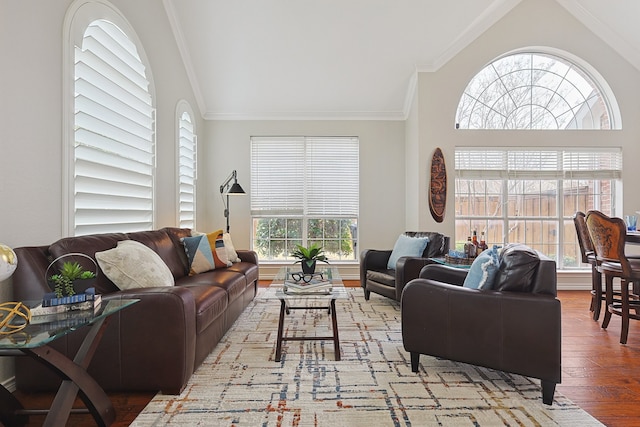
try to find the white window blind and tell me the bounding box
[74,19,155,236]
[250,137,359,217]
[455,147,622,179]
[178,111,197,228]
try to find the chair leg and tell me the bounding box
[410,352,420,372]
[621,280,630,344]
[363,288,370,301]
[541,380,556,405]
[592,266,603,321]
[602,275,614,329]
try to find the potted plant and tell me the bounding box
[291,243,329,274]
[49,261,96,298]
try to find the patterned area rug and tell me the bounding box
[132,288,602,426]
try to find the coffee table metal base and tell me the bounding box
[275,298,340,362]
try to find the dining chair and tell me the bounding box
[573,211,603,320]
[585,210,640,344]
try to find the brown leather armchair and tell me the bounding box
[360,231,449,301]
[401,244,561,405]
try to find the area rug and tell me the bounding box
[131,288,602,426]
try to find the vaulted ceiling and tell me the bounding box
[163,0,640,120]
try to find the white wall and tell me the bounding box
[409,0,640,251]
[0,0,202,384]
[200,120,406,279]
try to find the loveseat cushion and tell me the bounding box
[462,246,500,289]
[493,243,540,292]
[387,234,430,269]
[366,269,396,287]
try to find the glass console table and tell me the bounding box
[0,298,138,427]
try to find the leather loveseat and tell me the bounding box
[401,244,561,404]
[11,227,258,395]
[360,231,449,301]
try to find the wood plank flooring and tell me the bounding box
[11,286,640,426]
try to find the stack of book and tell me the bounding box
[284,277,332,294]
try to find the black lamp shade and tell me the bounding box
[227,182,245,194]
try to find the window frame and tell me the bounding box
[250,136,359,263]
[63,0,156,236]
[176,100,197,229]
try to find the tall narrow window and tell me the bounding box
[68,4,155,236]
[251,137,359,262]
[177,105,197,228]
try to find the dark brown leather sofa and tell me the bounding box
[401,245,561,404]
[12,227,259,395]
[360,231,449,301]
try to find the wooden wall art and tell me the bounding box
[429,147,447,223]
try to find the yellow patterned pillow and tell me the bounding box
[205,229,232,268]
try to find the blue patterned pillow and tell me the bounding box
[463,246,500,289]
[181,235,215,275]
[387,234,430,270]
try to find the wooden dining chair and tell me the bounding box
[573,212,603,319]
[585,210,640,344]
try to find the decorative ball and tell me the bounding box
[0,244,17,282]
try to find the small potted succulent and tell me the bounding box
[49,261,96,298]
[291,243,329,274]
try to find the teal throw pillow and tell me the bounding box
[181,235,215,275]
[463,246,500,289]
[387,234,430,270]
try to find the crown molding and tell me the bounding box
[162,0,208,118]
[204,110,406,121]
[555,0,640,72]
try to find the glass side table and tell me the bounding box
[0,298,138,427]
[258,266,348,362]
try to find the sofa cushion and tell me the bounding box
[387,234,430,269]
[95,240,174,290]
[49,232,128,294]
[180,284,228,334]
[462,246,500,289]
[366,269,396,287]
[493,243,540,292]
[223,233,241,263]
[182,235,216,275]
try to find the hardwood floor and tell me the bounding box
[11,287,640,426]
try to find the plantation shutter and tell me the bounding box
[74,19,155,236]
[178,111,197,228]
[251,137,359,217]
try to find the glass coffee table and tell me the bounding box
[259,265,348,362]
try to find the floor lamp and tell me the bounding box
[220,170,246,233]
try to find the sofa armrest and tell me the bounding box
[236,250,258,265]
[401,279,561,384]
[418,263,468,286]
[360,249,392,286]
[394,257,439,299]
[101,286,198,394]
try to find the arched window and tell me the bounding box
[455,51,617,130]
[176,101,197,228]
[64,1,155,236]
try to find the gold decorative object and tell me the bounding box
[0,244,18,282]
[0,301,31,335]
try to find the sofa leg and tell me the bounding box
[410,352,420,372]
[541,380,556,405]
[363,289,370,300]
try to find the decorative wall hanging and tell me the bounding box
[429,147,447,223]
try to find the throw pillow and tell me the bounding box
[205,229,233,268]
[493,243,540,292]
[387,234,430,270]
[462,246,500,289]
[223,232,241,263]
[95,240,174,290]
[181,234,215,275]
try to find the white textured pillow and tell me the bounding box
[96,240,174,290]
[223,233,241,263]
